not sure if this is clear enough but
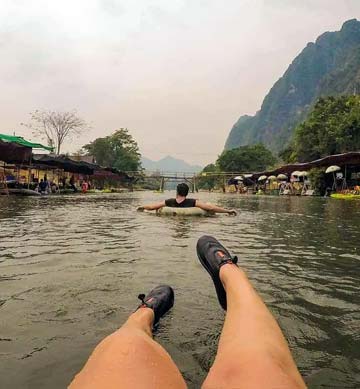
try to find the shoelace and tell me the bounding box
[219,255,238,268]
[137,293,151,308]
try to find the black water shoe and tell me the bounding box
[137,285,174,325]
[196,235,238,310]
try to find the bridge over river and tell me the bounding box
[125,170,249,192]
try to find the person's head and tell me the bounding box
[176,183,189,197]
[40,179,43,183]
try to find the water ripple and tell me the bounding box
[0,193,359,388]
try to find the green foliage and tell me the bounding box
[198,163,219,190]
[216,144,276,172]
[307,168,327,195]
[278,144,297,163]
[83,128,141,171]
[293,95,360,162]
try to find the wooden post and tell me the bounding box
[28,154,32,189]
[160,177,165,192]
[342,165,348,190]
[2,162,9,196]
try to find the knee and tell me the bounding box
[203,354,304,389]
[202,363,241,388]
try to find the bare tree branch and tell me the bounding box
[21,110,90,154]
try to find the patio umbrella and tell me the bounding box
[325,165,341,174]
[244,174,253,178]
[326,165,341,191]
[268,175,277,180]
[234,176,243,180]
[297,171,308,177]
[277,174,287,180]
[258,175,267,181]
[291,170,301,176]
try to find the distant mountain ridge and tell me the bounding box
[225,19,360,153]
[141,156,202,173]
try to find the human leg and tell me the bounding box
[69,286,186,389]
[197,236,306,389]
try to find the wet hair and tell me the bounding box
[177,183,189,197]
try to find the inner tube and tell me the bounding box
[157,206,211,216]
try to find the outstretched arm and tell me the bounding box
[195,201,236,215]
[137,201,166,211]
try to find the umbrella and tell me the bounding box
[244,174,253,178]
[234,176,243,180]
[297,171,308,177]
[258,175,267,181]
[326,165,342,191]
[268,175,277,180]
[325,165,341,174]
[277,174,287,180]
[291,170,301,176]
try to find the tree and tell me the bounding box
[198,163,220,190]
[216,144,276,172]
[83,128,141,171]
[278,144,297,163]
[293,95,360,162]
[22,110,89,154]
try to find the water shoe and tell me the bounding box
[196,235,238,310]
[137,285,174,325]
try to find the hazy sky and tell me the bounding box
[1,0,359,165]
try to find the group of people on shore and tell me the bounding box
[35,175,90,194]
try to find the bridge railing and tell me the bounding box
[126,170,199,179]
[126,170,251,178]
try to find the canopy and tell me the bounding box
[254,152,360,178]
[268,175,277,180]
[93,169,132,181]
[244,174,253,178]
[258,175,267,181]
[0,134,53,151]
[32,154,133,181]
[32,154,95,174]
[234,176,243,180]
[325,165,341,174]
[277,174,287,180]
[0,139,32,163]
[291,170,301,176]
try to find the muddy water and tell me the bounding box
[0,192,359,388]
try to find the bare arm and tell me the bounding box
[137,201,166,211]
[195,201,236,215]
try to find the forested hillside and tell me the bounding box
[225,19,360,153]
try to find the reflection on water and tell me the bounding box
[0,193,359,388]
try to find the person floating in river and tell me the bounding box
[137,183,237,215]
[70,235,306,389]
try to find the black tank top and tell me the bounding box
[165,198,196,208]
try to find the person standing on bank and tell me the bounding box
[137,183,236,215]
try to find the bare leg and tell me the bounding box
[70,308,186,389]
[203,265,306,389]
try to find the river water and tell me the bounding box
[0,192,359,388]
